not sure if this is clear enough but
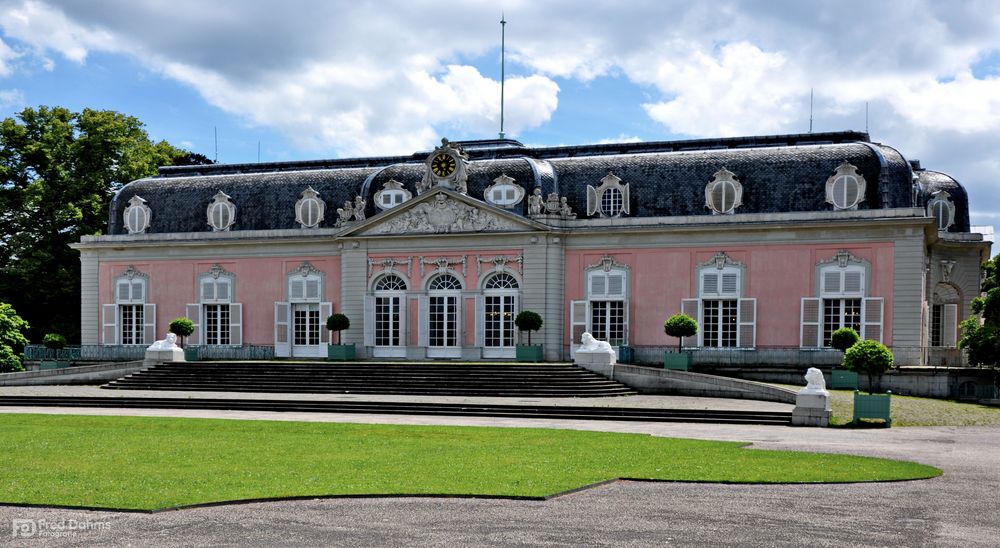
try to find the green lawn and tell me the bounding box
[0,414,940,511]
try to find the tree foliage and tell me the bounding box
[664,313,698,352]
[42,333,67,350]
[514,311,543,345]
[0,302,29,372]
[843,339,894,392]
[959,253,1000,366]
[829,327,860,353]
[326,314,350,345]
[168,318,195,348]
[0,106,199,344]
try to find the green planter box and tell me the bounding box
[516,344,544,362]
[853,390,892,427]
[663,351,691,371]
[617,345,635,364]
[183,347,200,362]
[327,344,356,361]
[39,360,71,370]
[831,368,859,390]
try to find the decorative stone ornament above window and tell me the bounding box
[417,138,470,195]
[294,187,326,229]
[825,162,866,210]
[927,190,955,231]
[123,195,152,234]
[586,173,630,218]
[206,191,237,231]
[704,168,743,214]
[484,174,525,208]
[374,179,412,211]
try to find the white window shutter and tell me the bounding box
[290,280,304,300]
[132,281,144,302]
[142,304,156,345]
[201,280,214,302]
[117,281,130,302]
[589,273,606,297]
[607,273,624,297]
[229,303,243,346]
[185,304,201,345]
[274,302,290,357]
[363,295,375,347]
[621,183,630,215]
[217,280,231,301]
[823,271,841,294]
[570,300,588,359]
[738,298,756,348]
[721,273,739,295]
[702,273,719,296]
[861,297,884,342]
[942,303,958,348]
[844,271,863,294]
[681,298,700,347]
[475,294,485,348]
[102,304,117,345]
[418,296,429,347]
[319,302,333,344]
[307,280,321,300]
[800,297,821,348]
[586,186,599,216]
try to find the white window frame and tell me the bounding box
[366,273,409,358]
[105,270,155,346]
[480,272,520,358]
[426,273,463,358]
[585,265,629,346]
[801,257,882,347]
[687,263,756,349]
[187,268,243,347]
[276,263,331,358]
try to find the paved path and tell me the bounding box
[0,389,997,546]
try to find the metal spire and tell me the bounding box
[499,14,506,139]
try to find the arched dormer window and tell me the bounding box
[295,187,326,228]
[825,162,866,210]
[207,191,237,231]
[586,173,630,218]
[705,168,743,215]
[927,191,955,232]
[374,179,413,211]
[484,174,525,208]
[123,195,152,234]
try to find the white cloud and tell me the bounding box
[0,87,23,107]
[0,36,19,76]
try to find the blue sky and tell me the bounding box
[1,0,998,242]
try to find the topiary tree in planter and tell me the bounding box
[830,327,859,353]
[664,313,698,353]
[326,313,350,345]
[42,333,67,350]
[169,317,195,348]
[515,311,543,345]
[843,339,894,393]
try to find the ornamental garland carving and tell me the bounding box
[368,256,413,279]
[817,250,866,269]
[374,194,518,234]
[289,261,323,278]
[586,254,628,273]
[419,256,467,278]
[120,265,149,280]
[476,255,524,277]
[205,264,235,280]
[697,251,745,271]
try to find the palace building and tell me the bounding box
[72,131,992,366]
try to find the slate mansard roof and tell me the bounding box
[108,130,971,235]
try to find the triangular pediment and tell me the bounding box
[341,188,549,237]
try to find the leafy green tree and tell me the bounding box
[830,327,860,353]
[664,313,698,353]
[0,302,29,372]
[0,106,199,344]
[959,253,999,366]
[169,318,195,348]
[326,314,350,345]
[514,311,543,345]
[843,339,894,393]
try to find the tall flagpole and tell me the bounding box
[499,14,506,139]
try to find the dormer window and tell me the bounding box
[123,195,152,234]
[484,174,525,207]
[295,187,326,228]
[586,173,630,218]
[705,168,743,214]
[207,191,237,231]
[374,179,412,211]
[927,190,955,231]
[825,162,866,210]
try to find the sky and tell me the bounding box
[0,0,998,242]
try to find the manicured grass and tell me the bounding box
[0,414,939,511]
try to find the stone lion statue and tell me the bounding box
[801,367,828,394]
[148,332,178,350]
[579,332,615,354]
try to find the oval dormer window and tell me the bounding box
[705,168,743,214]
[123,195,152,234]
[825,162,866,210]
[927,191,955,231]
[295,187,326,228]
[484,174,525,208]
[207,191,237,232]
[374,179,413,211]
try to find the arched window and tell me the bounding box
[482,272,520,357]
[372,274,407,355]
[425,274,462,357]
[825,163,866,210]
[930,283,960,348]
[586,173,630,218]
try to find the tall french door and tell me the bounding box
[483,294,517,358]
[291,303,321,357]
[374,294,406,357]
[427,294,459,358]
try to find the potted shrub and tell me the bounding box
[829,327,860,389]
[326,313,355,360]
[169,317,198,361]
[843,339,894,426]
[514,310,544,362]
[663,313,698,371]
[40,333,70,369]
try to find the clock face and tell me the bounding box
[430,153,457,177]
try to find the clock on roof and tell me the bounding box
[418,138,470,195]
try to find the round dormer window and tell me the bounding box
[295,187,326,228]
[927,191,955,231]
[704,168,743,214]
[123,195,151,234]
[207,191,237,232]
[825,163,866,210]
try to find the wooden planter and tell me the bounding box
[853,390,892,427]
[831,368,859,390]
[183,347,200,362]
[663,351,691,371]
[327,344,356,361]
[516,344,544,362]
